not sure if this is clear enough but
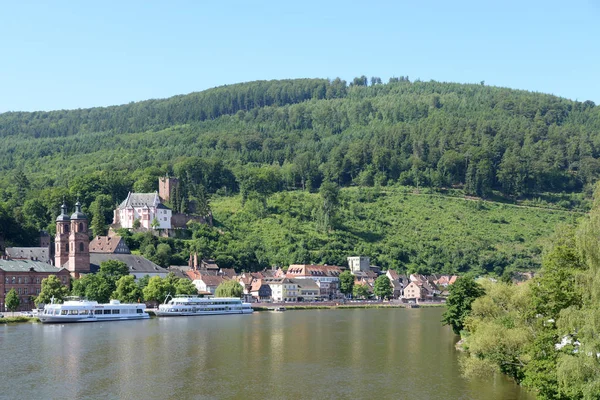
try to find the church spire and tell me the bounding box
[56,199,70,222]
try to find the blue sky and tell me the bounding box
[1,0,599,113]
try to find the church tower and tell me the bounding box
[54,201,71,268]
[68,200,90,275]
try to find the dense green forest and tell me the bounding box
[0,77,598,273]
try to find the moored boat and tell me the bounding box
[39,298,149,323]
[155,295,253,317]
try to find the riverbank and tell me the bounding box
[252,302,446,311]
[0,316,38,324]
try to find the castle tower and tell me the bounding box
[159,175,179,203]
[68,200,90,275]
[347,256,370,273]
[55,202,71,268]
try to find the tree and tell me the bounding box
[5,288,20,312]
[317,181,339,231]
[441,274,485,335]
[71,274,113,303]
[98,260,129,283]
[112,275,143,303]
[137,274,151,290]
[460,281,533,383]
[154,243,172,267]
[143,276,175,304]
[339,271,355,297]
[175,278,198,296]
[373,275,393,300]
[36,275,69,305]
[215,279,243,298]
[151,217,160,230]
[353,283,370,299]
[89,194,112,237]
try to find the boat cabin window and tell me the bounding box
[103,310,111,314]
[95,310,102,315]
[136,309,143,313]
[111,309,120,314]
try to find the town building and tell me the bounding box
[264,277,298,302]
[89,253,167,281]
[250,279,272,302]
[0,259,70,311]
[347,256,370,273]
[286,264,343,300]
[386,270,410,299]
[167,265,193,280]
[188,274,229,295]
[290,278,319,302]
[188,254,219,271]
[5,247,52,264]
[113,192,172,230]
[402,280,438,301]
[89,236,131,254]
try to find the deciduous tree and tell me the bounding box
[5,288,20,312]
[441,274,485,335]
[112,275,143,303]
[215,280,243,298]
[36,275,69,305]
[339,271,355,297]
[373,275,392,300]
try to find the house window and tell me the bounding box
[12,276,15,284]
[18,277,22,284]
[24,288,28,294]
[5,277,8,284]
[79,222,83,232]
[62,277,66,284]
[79,242,84,252]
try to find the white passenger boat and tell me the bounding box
[39,298,149,323]
[155,295,254,317]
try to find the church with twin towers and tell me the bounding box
[54,200,90,276]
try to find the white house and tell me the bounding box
[113,192,172,230]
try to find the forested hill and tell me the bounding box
[0,79,346,139]
[1,77,600,201]
[1,77,600,273]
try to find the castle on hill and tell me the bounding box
[111,176,208,235]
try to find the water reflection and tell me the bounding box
[0,309,532,400]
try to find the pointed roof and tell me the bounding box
[70,200,87,220]
[89,236,130,254]
[56,201,70,222]
[117,192,170,210]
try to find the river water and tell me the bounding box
[1,308,531,399]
